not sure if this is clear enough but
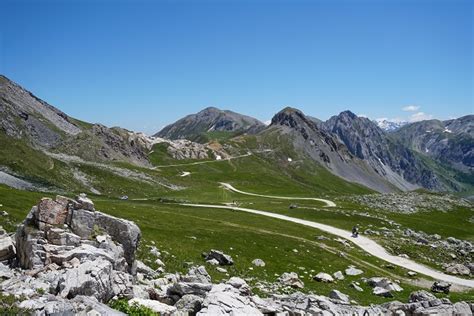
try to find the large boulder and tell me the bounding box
[6,195,140,309]
[445,263,471,276]
[0,227,15,261]
[15,195,141,274]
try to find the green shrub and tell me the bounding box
[109,299,157,316]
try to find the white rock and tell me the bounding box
[149,246,161,257]
[252,258,266,267]
[329,289,350,303]
[197,283,262,315]
[333,271,345,280]
[345,266,364,276]
[206,258,220,266]
[313,272,334,283]
[278,272,305,289]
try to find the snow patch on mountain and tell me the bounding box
[374,118,408,132]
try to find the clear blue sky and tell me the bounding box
[1,0,472,134]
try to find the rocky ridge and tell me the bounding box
[322,111,454,191]
[267,108,402,192]
[1,196,473,315]
[392,116,474,174]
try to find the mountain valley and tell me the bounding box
[0,75,473,315]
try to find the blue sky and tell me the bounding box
[1,0,472,134]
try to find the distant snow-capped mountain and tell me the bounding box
[375,119,408,132]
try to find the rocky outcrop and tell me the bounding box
[267,108,402,193]
[1,194,141,314]
[0,75,152,168]
[15,194,140,274]
[392,116,474,174]
[322,111,460,191]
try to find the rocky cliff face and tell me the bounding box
[0,75,81,147]
[266,108,405,192]
[0,75,151,167]
[322,111,455,191]
[155,107,265,142]
[393,116,474,175]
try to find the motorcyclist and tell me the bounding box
[352,225,359,237]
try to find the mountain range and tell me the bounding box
[0,74,472,194]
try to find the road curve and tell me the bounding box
[179,203,474,288]
[220,182,337,207]
[153,153,252,169]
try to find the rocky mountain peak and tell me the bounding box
[270,107,317,129]
[338,110,358,120]
[199,106,221,114]
[155,107,265,142]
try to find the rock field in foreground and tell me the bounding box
[0,195,473,315]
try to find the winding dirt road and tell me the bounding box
[180,202,474,288]
[220,182,337,207]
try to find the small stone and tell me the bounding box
[329,289,350,303]
[278,272,305,289]
[205,249,233,266]
[333,271,345,280]
[373,287,393,297]
[216,267,227,273]
[345,266,363,276]
[206,259,220,266]
[251,259,266,267]
[350,282,364,292]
